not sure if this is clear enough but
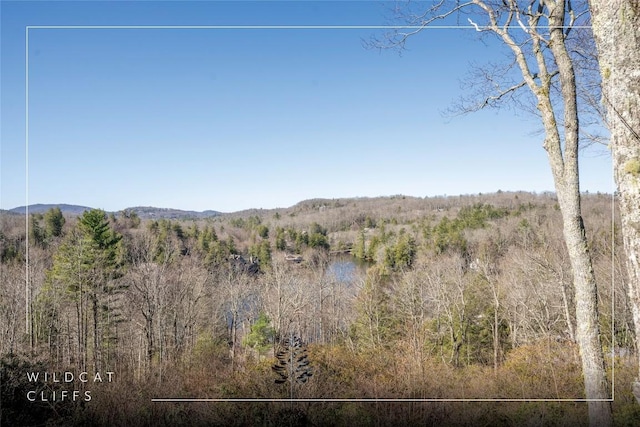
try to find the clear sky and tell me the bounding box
[0,1,612,213]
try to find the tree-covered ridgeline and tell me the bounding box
[1,193,638,425]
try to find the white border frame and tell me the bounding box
[24,24,614,404]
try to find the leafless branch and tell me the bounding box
[480,80,528,109]
[367,1,475,51]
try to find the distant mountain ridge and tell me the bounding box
[9,204,93,215]
[125,206,222,219]
[7,204,222,219]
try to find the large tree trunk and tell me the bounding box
[556,186,613,423]
[543,7,613,425]
[590,0,640,404]
[487,2,613,423]
[541,89,612,424]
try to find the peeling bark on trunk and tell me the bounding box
[590,0,640,405]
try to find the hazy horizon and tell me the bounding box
[1,1,612,213]
[6,187,617,215]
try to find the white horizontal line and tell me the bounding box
[152,398,613,402]
[26,25,592,30]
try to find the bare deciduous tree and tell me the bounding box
[424,254,470,366]
[261,258,311,341]
[128,232,173,374]
[374,1,611,424]
[0,264,24,355]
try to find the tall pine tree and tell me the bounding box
[43,209,123,371]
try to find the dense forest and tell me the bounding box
[1,191,638,425]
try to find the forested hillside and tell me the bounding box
[1,192,638,425]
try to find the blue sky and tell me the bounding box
[1,1,612,212]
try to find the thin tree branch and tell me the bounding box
[369,1,475,50]
[602,92,640,143]
[482,80,528,108]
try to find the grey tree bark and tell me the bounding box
[589,0,640,404]
[378,1,612,424]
